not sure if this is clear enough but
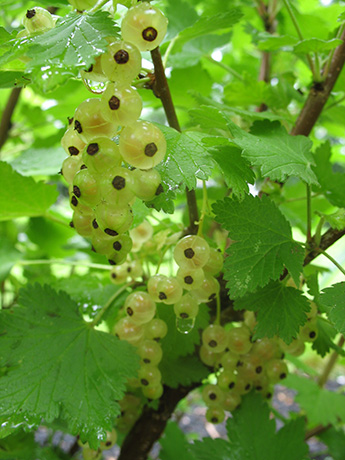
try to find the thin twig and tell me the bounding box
[317,336,345,387]
[0,88,22,155]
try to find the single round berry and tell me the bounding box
[202,324,228,353]
[125,291,156,325]
[23,7,54,34]
[174,235,210,270]
[101,40,141,83]
[101,83,142,126]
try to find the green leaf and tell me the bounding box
[159,303,210,359]
[160,422,197,460]
[319,428,345,460]
[319,282,345,335]
[311,316,337,357]
[285,374,345,427]
[210,145,255,198]
[190,392,308,460]
[315,209,345,231]
[227,120,318,184]
[0,162,58,221]
[156,125,215,190]
[224,76,273,107]
[0,284,139,447]
[213,195,304,298]
[0,71,30,89]
[9,147,66,176]
[312,142,345,208]
[293,38,343,54]
[174,9,243,52]
[257,34,298,51]
[159,355,209,388]
[165,0,198,38]
[234,282,310,343]
[0,237,21,282]
[189,106,230,132]
[26,11,119,70]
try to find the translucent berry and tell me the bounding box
[137,339,162,365]
[61,126,86,156]
[176,267,204,291]
[191,274,220,303]
[174,235,210,270]
[73,168,100,207]
[121,2,168,52]
[227,326,252,355]
[101,83,142,126]
[119,121,167,170]
[202,324,228,353]
[101,40,141,83]
[130,168,162,201]
[202,384,224,407]
[173,293,199,319]
[95,202,133,236]
[144,318,168,341]
[82,137,122,174]
[205,406,225,424]
[125,291,156,325]
[138,364,161,388]
[265,359,288,383]
[61,155,83,184]
[114,317,144,343]
[23,7,54,34]
[203,248,223,275]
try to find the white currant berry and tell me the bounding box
[125,291,156,325]
[101,83,142,126]
[23,7,54,34]
[101,40,141,83]
[174,235,210,270]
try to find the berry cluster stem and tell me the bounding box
[150,47,199,235]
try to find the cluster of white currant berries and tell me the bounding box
[199,302,319,424]
[60,1,168,266]
[80,428,117,460]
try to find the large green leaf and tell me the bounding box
[190,392,308,460]
[0,162,58,221]
[10,147,66,176]
[159,355,209,388]
[234,282,310,343]
[0,284,139,447]
[293,38,343,54]
[160,422,197,460]
[213,195,304,298]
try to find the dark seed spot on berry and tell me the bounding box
[208,293,216,301]
[91,246,96,252]
[92,219,98,229]
[127,267,132,273]
[127,307,133,316]
[114,49,129,64]
[158,291,167,300]
[111,273,116,279]
[113,241,122,251]
[266,392,272,399]
[68,117,73,125]
[74,120,82,133]
[309,331,316,338]
[245,383,251,391]
[256,366,263,374]
[237,360,243,367]
[105,228,118,236]
[26,9,36,18]
[144,142,158,157]
[184,248,195,259]
[142,26,158,42]
[180,312,189,319]
[69,221,74,228]
[73,185,81,197]
[143,358,150,363]
[256,385,263,391]
[155,184,164,195]
[209,392,217,400]
[87,143,99,156]
[68,146,79,156]
[109,96,120,110]
[141,378,149,386]
[281,352,285,359]
[108,259,116,265]
[209,339,217,348]
[105,441,111,447]
[184,275,193,285]
[112,175,126,190]
[211,417,218,423]
[280,372,287,380]
[85,64,93,72]
[71,195,78,207]
[80,164,87,170]
[229,381,235,389]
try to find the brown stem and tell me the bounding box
[291,28,345,136]
[150,47,199,234]
[0,87,22,154]
[317,335,345,388]
[305,423,332,441]
[118,384,198,460]
[303,227,345,266]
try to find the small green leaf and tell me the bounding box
[156,125,215,190]
[10,147,66,176]
[320,428,345,460]
[159,355,209,388]
[285,374,345,427]
[0,284,139,447]
[319,282,345,335]
[227,120,318,185]
[0,71,31,89]
[312,142,345,208]
[174,9,243,52]
[0,162,58,221]
[210,144,255,198]
[160,422,197,460]
[234,282,310,343]
[315,209,345,231]
[213,195,304,298]
[257,34,298,51]
[311,317,337,357]
[293,38,343,54]
[0,238,21,283]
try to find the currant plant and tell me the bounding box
[1,0,345,459]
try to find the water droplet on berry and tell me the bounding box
[176,316,195,334]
